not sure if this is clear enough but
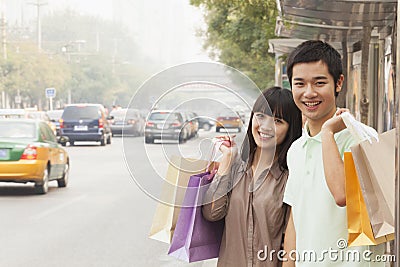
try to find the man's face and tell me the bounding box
[291,60,342,125]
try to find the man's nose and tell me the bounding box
[304,83,317,98]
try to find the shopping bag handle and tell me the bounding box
[340,112,378,144]
[206,139,223,173]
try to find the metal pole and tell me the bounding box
[28,0,47,52]
[1,0,7,60]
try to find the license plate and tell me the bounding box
[224,124,232,127]
[74,125,88,131]
[157,124,168,129]
[0,148,8,159]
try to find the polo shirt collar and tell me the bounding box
[301,121,322,147]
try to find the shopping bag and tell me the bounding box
[342,112,396,241]
[167,171,224,262]
[344,152,389,246]
[149,156,211,243]
[351,129,396,240]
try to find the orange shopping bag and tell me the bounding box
[344,152,392,247]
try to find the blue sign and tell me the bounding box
[45,88,56,98]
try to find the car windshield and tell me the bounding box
[149,112,181,121]
[0,121,36,138]
[110,110,126,120]
[47,110,63,120]
[63,106,100,120]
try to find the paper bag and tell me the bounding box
[149,156,212,243]
[351,129,396,240]
[168,171,224,262]
[344,152,389,246]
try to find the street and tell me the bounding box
[0,128,244,267]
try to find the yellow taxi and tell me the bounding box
[0,119,69,194]
[216,114,243,132]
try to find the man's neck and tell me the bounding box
[307,109,337,137]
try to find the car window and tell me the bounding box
[149,112,182,122]
[0,121,36,138]
[47,110,64,121]
[63,106,100,120]
[40,122,57,143]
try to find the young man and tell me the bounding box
[282,40,384,266]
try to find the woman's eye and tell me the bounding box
[255,113,264,118]
[274,118,282,123]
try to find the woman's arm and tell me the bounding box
[282,211,296,267]
[202,137,238,221]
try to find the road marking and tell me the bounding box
[31,195,87,221]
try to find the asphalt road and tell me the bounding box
[0,128,244,267]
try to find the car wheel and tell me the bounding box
[203,124,211,131]
[100,134,106,146]
[107,134,112,144]
[69,141,75,146]
[61,142,66,147]
[178,133,185,144]
[35,168,49,194]
[216,127,220,132]
[238,127,241,133]
[145,137,154,144]
[57,163,69,188]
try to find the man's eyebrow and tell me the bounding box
[313,76,328,80]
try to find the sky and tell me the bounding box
[4,0,211,66]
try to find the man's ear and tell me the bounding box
[336,74,345,93]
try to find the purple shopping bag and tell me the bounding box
[167,171,224,262]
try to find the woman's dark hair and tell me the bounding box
[241,87,302,171]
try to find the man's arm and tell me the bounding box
[283,210,296,267]
[321,110,348,207]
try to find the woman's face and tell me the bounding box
[251,112,289,150]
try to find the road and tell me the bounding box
[0,128,244,267]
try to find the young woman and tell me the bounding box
[203,87,302,267]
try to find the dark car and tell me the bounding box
[144,110,189,144]
[60,104,112,146]
[197,117,215,131]
[110,108,145,136]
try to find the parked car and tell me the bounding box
[60,103,112,146]
[185,112,199,138]
[110,108,145,136]
[26,111,57,136]
[216,114,243,132]
[46,110,64,136]
[197,117,215,131]
[0,119,70,194]
[144,110,189,144]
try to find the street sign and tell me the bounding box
[45,88,56,98]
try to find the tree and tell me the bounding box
[190,0,278,89]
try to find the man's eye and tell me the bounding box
[293,82,303,86]
[316,81,327,86]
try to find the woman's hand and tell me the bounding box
[214,135,238,175]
